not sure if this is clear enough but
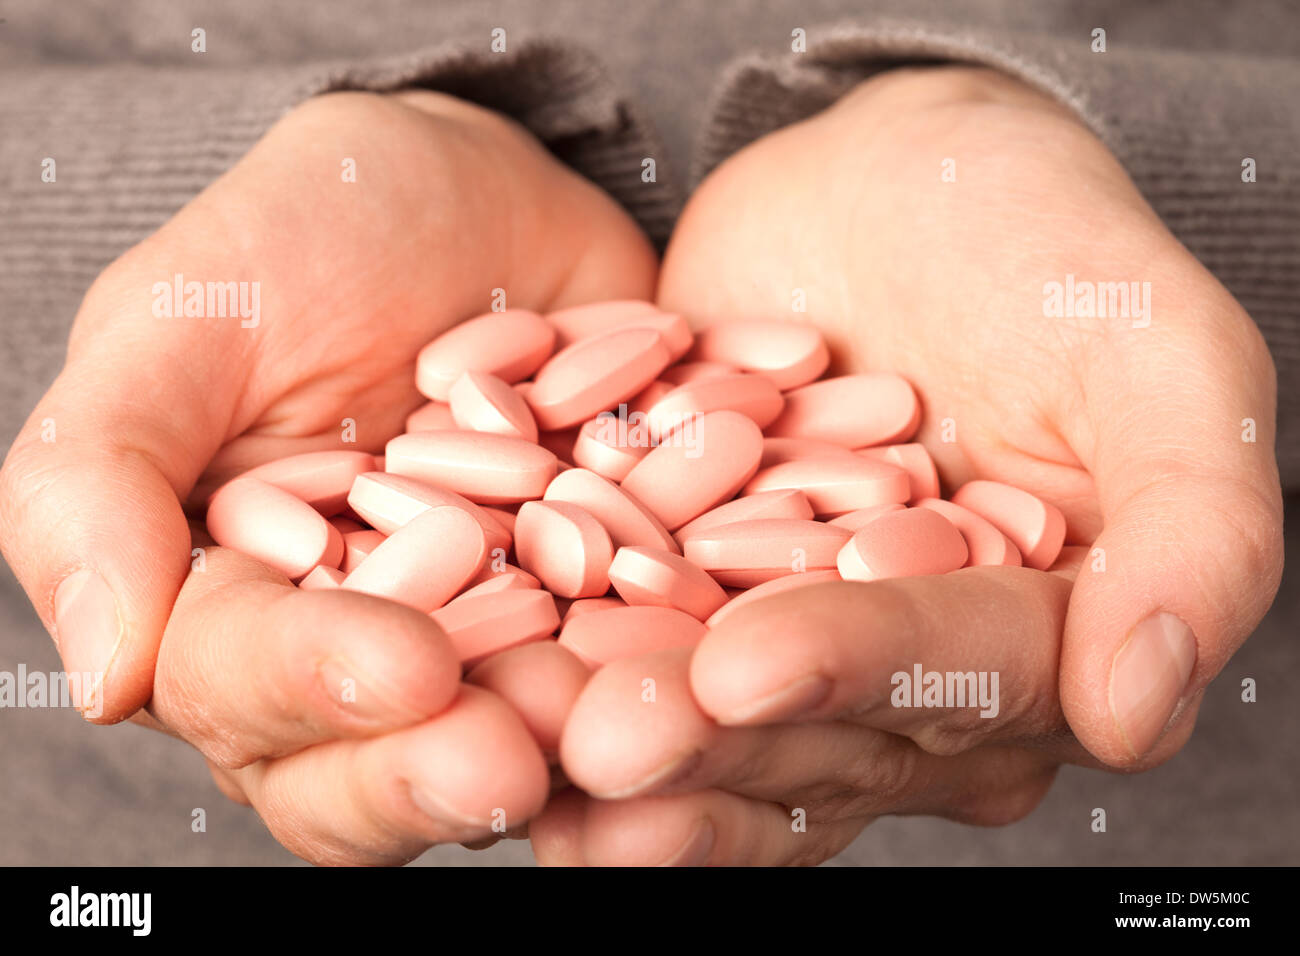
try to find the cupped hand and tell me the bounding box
[534,66,1283,864]
[0,90,656,862]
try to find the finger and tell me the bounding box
[531,787,866,866]
[465,641,590,756]
[691,569,1077,755]
[151,547,462,768]
[1060,278,1284,765]
[231,685,550,866]
[561,648,1060,820]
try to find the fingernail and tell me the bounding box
[719,674,832,725]
[1109,612,1197,758]
[53,569,121,713]
[599,750,702,800]
[407,784,491,830]
[659,819,715,867]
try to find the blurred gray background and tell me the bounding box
[1,0,1296,865]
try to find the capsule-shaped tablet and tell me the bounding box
[857,443,940,502]
[827,502,907,532]
[526,327,674,431]
[222,451,377,517]
[405,401,458,433]
[759,437,858,469]
[620,410,764,531]
[608,546,729,621]
[340,506,487,612]
[298,565,346,591]
[329,516,366,536]
[464,560,540,591]
[683,518,852,587]
[416,309,556,400]
[659,361,739,386]
[767,374,920,448]
[688,320,829,390]
[514,500,614,598]
[558,606,708,669]
[950,480,1065,570]
[341,529,386,573]
[346,472,510,553]
[673,488,814,545]
[571,417,650,482]
[706,569,842,628]
[914,498,1022,567]
[464,641,592,753]
[645,373,785,440]
[480,506,517,538]
[562,596,628,622]
[207,477,344,580]
[626,379,676,418]
[836,508,968,582]
[448,370,539,443]
[385,431,557,504]
[544,467,678,553]
[547,302,693,359]
[742,457,910,516]
[454,574,535,600]
[431,588,560,667]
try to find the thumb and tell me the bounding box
[1060,291,1284,767]
[0,319,237,723]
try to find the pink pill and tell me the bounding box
[341,506,487,612]
[858,443,940,501]
[688,320,829,390]
[683,518,852,587]
[416,309,556,400]
[405,401,458,433]
[950,480,1065,571]
[571,417,650,482]
[759,437,858,469]
[620,410,764,531]
[659,361,738,386]
[706,569,842,628]
[563,596,628,622]
[626,379,677,418]
[673,488,814,545]
[464,561,540,591]
[341,529,386,573]
[346,472,510,553]
[915,498,1022,567]
[836,508,968,582]
[544,467,678,553]
[385,431,557,504]
[431,588,560,667]
[767,374,920,447]
[453,574,534,600]
[646,373,785,439]
[480,506,517,537]
[464,641,591,753]
[207,477,344,580]
[828,502,907,531]
[514,500,614,598]
[298,565,346,591]
[527,327,673,430]
[608,546,729,621]
[742,457,910,516]
[328,516,366,535]
[558,606,708,669]
[224,451,377,516]
[547,302,693,359]
[448,371,539,443]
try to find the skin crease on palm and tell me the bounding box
[0,68,1282,866]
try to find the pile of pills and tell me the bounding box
[205,302,1066,671]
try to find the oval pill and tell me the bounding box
[547,302,693,359]
[706,569,842,628]
[858,443,940,501]
[950,480,1065,570]
[405,401,457,433]
[207,477,344,580]
[914,498,1022,567]
[646,373,784,439]
[673,488,814,545]
[659,361,738,386]
[464,641,591,752]
[527,327,674,430]
[558,606,708,669]
[683,518,851,587]
[608,546,728,621]
[449,370,539,442]
[563,596,628,622]
[688,320,829,390]
[340,506,487,612]
[571,417,650,482]
[836,508,968,582]
[544,467,678,553]
[432,588,560,667]
[385,431,557,504]
[514,500,614,598]
[620,410,764,531]
[341,529,386,573]
[416,309,556,400]
[827,502,907,532]
[767,374,920,447]
[225,450,377,516]
[760,437,858,469]
[298,565,346,590]
[743,456,910,516]
[464,561,540,592]
[346,472,510,552]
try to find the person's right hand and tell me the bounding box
[0,90,656,863]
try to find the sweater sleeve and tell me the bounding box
[691,20,1300,488]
